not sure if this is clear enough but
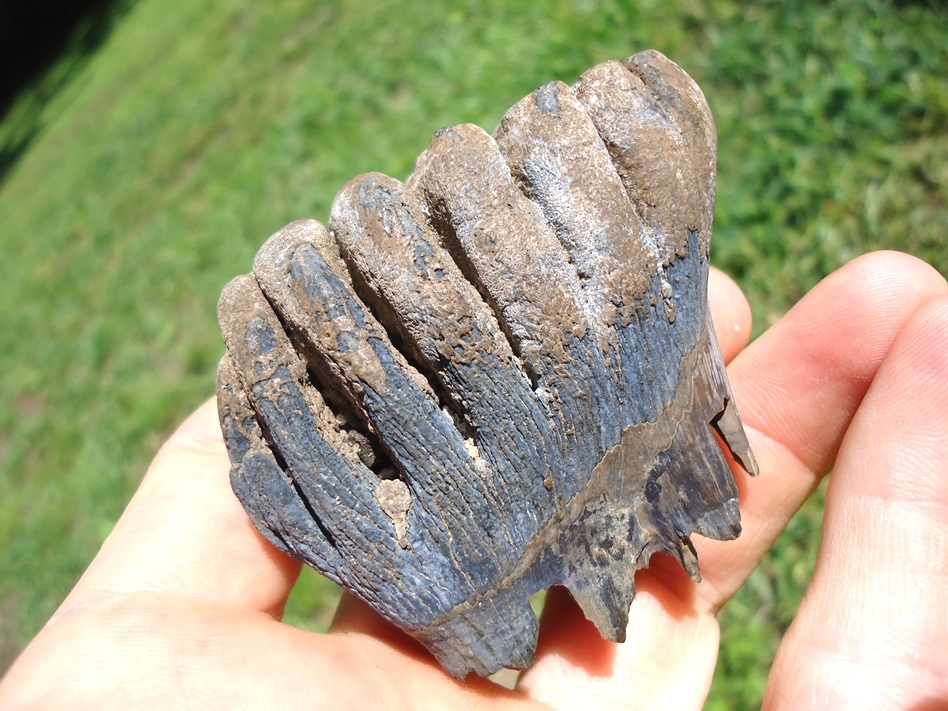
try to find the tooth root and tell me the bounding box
[677,537,701,583]
[712,396,760,477]
[561,574,634,643]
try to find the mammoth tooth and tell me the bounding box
[216,49,758,679]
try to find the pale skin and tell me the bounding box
[2,251,947,710]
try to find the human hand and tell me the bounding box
[1,251,945,710]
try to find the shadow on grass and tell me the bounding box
[0,0,132,184]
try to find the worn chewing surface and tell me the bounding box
[216,49,758,679]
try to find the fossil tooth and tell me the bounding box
[216,49,758,679]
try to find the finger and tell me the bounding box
[707,266,752,364]
[694,251,948,610]
[764,296,948,709]
[60,397,302,619]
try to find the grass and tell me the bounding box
[0,0,945,705]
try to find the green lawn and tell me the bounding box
[1,0,945,706]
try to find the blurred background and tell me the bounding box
[0,0,945,706]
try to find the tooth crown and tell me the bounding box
[216,49,758,679]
